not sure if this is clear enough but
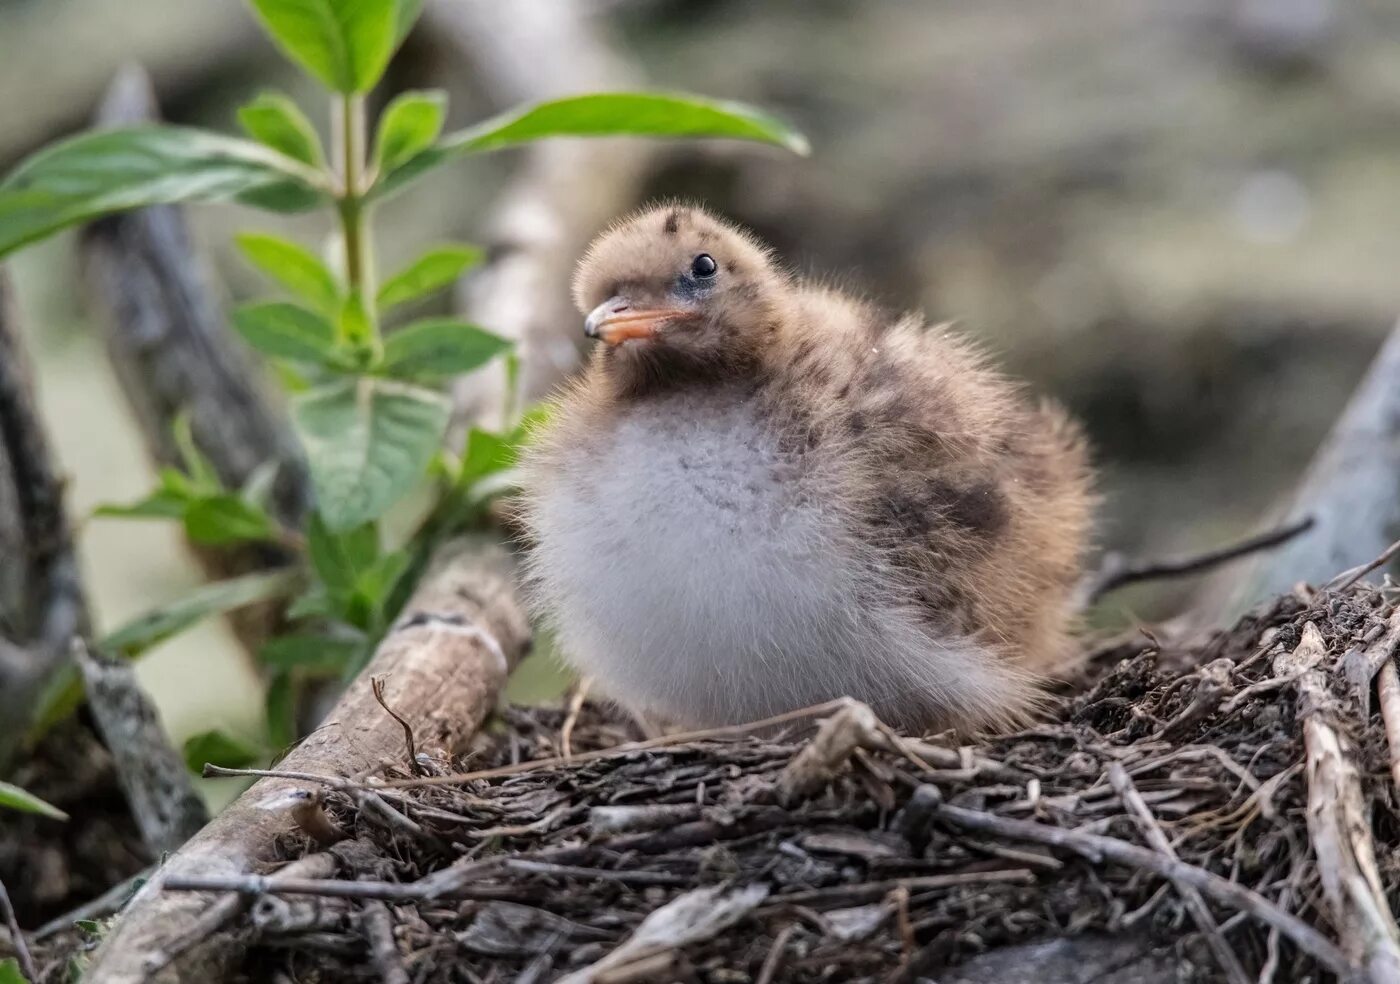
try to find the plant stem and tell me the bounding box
[336,93,374,302]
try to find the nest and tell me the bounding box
[48,583,1400,983]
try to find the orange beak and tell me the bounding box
[584,297,692,345]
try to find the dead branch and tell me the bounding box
[1214,319,1400,618]
[362,901,409,984]
[79,66,309,653]
[1378,660,1400,800]
[83,540,530,984]
[0,876,36,984]
[1107,763,1251,984]
[1083,515,1313,605]
[426,0,656,432]
[75,641,208,855]
[1295,647,1400,980]
[922,790,1351,977]
[0,267,91,767]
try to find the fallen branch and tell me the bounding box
[0,266,91,767]
[0,875,36,984]
[1084,515,1313,605]
[1295,651,1400,980]
[75,641,208,855]
[1107,763,1250,984]
[1215,318,1400,618]
[84,540,529,984]
[921,788,1352,978]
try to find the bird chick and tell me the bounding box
[518,205,1094,735]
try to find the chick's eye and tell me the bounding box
[690,253,718,279]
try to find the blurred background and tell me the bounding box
[3,0,1398,751]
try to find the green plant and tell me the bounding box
[0,0,806,768]
[0,779,68,821]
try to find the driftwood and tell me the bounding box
[0,268,90,767]
[79,67,310,654]
[1214,319,1400,619]
[82,540,530,984]
[75,643,208,857]
[427,0,656,432]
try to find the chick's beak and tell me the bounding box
[584,296,691,345]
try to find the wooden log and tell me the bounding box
[83,540,530,984]
[1213,319,1400,619]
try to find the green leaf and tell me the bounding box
[0,780,68,821]
[0,958,28,984]
[94,489,189,521]
[376,243,482,311]
[373,92,808,200]
[394,0,423,43]
[101,569,297,657]
[172,414,221,491]
[235,232,341,315]
[0,126,329,257]
[293,378,450,530]
[307,513,379,596]
[184,494,278,545]
[373,90,446,175]
[247,0,398,93]
[380,319,510,381]
[183,729,262,773]
[233,302,339,365]
[260,634,366,673]
[237,92,326,167]
[460,427,513,485]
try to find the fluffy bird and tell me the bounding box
[518,205,1093,735]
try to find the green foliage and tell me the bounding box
[0,127,329,256]
[247,0,412,94]
[377,244,483,311]
[182,729,263,773]
[0,780,68,820]
[0,957,28,984]
[380,319,511,381]
[373,90,446,174]
[373,91,809,200]
[234,301,340,366]
[100,570,298,658]
[235,232,341,315]
[238,92,326,166]
[96,421,283,547]
[294,378,449,530]
[5,0,806,756]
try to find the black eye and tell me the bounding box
[690,253,718,279]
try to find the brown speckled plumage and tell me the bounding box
[519,205,1094,735]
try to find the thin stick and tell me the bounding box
[1325,536,1400,593]
[162,875,449,902]
[378,698,853,791]
[754,924,794,984]
[1086,516,1315,604]
[371,676,423,777]
[1378,660,1400,798]
[923,790,1352,977]
[0,875,36,984]
[560,674,593,760]
[1108,764,1251,984]
[362,901,408,984]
